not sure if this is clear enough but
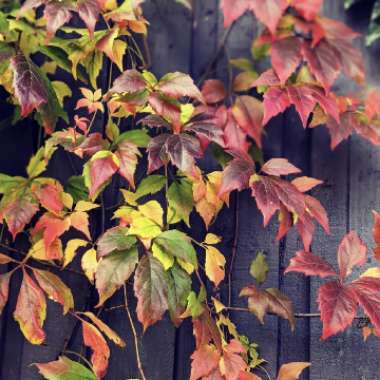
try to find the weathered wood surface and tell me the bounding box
[1,1,380,379]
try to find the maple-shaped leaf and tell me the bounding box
[0,187,39,240]
[271,37,302,84]
[337,230,367,281]
[83,151,120,200]
[276,362,311,380]
[190,344,221,380]
[82,320,110,379]
[318,280,357,339]
[134,254,169,330]
[201,79,227,104]
[36,355,97,380]
[10,51,65,134]
[157,72,204,103]
[14,270,47,345]
[261,158,301,176]
[95,246,138,306]
[372,210,380,260]
[240,285,295,330]
[232,95,264,148]
[220,339,247,380]
[0,272,12,314]
[33,269,74,314]
[220,154,255,196]
[285,251,337,278]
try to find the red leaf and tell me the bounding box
[232,96,264,148]
[261,158,301,176]
[318,280,357,339]
[87,153,119,199]
[291,0,323,20]
[220,0,251,28]
[14,270,46,345]
[262,87,290,125]
[220,155,254,196]
[147,134,170,174]
[70,211,91,240]
[44,2,72,39]
[285,250,337,278]
[253,69,281,87]
[115,141,140,189]
[372,210,380,260]
[77,0,100,38]
[10,52,49,118]
[32,182,64,214]
[350,276,380,335]
[365,89,380,121]
[82,320,110,379]
[302,41,341,92]
[202,79,227,104]
[250,0,288,35]
[271,37,302,84]
[324,111,358,149]
[190,344,221,380]
[220,340,247,380]
[148,92,182,127]
[291,176,323,193]
[109,69,147,94]
[224,109,250,154]
[337,231,367,281]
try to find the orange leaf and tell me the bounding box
[276,362,310,380]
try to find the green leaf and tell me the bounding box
[97,226,137,258]
[182,287,206,318]
[0,174,26,194]
[167,179,193,226]
[115,129,151,148]
[65,176,89,203]
[249,251,269,285]
[153,230,198,269]
[135,175,166,200]
[96,246,139,306]
[35,355,97,380]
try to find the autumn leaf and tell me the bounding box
[261,158,301,176]
[134,254,169,330]
[64,239,88,268]
[82,248,98,283]
[202,79,227,104]
[115,140,140,189]
[97,226,136,258]
[82,311,125,347]
[276,362,311,380]
[190,344,221,380]
[240,285,295,331]
[33,269,74,314]
[0,272,12,314]
[109,69,147,94]
[372,210,380,260]
[220,339,247,380]
[205,246,226,287]
[95,246,138,306]
[36,356,97,380]
[285,250,337,278]
[82,320,110,379]
[83,151,120,200]
[14,270,46,345]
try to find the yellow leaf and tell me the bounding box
[62,192,74,210]
[212,297,225,313]
[361,267,380,278]
[81,248,98,283]
[52,81,72,106]
[152,242,174,270]
[204,233,222,245]
[120,189,138,206]
[205,246,225,287]
[64,239,88,268]
[138,200,163,227]
[112,39,127,71]
[276,362,311,380]
[177,258,195,274]
[75,200,100,212]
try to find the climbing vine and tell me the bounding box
[0,0,380,379]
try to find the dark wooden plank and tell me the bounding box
[278,111,311,376]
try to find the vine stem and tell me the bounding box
[228,194,240,307]
[123,284,147,380]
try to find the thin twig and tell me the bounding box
[228,194,240,307]
[123,285,147,380]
